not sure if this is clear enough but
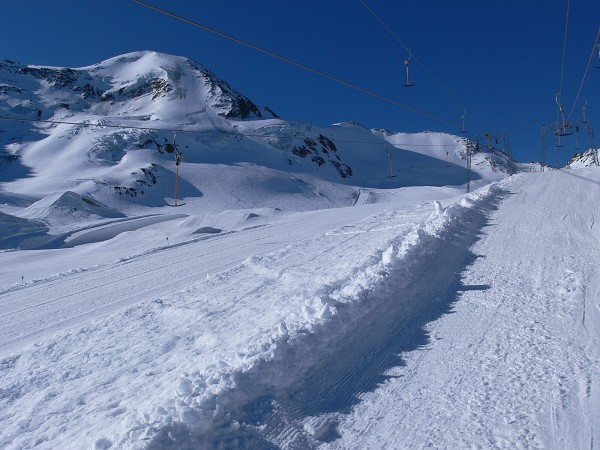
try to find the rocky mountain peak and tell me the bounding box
[0,51,278,121]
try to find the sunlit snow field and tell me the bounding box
[1,51,598,449]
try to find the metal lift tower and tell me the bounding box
[541,120,598,170]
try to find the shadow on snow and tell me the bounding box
[147,189,506,450]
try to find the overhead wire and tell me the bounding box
[557,0,571,107]
[130,0,459,129]
[0,115,464,147]
[358,0,483,131]
[566,27,600,121]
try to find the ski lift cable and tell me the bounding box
[0,115,465,147]
[557,0,571,107]
[358,0,483,130]
[566,27,600,121]
[130,0,457,128]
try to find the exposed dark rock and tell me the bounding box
[197,65,276,120]
[19,66,79,89]
[318,135,337,153]
[138,164,159,186]
[113,186,139,197]
[285,134,352,176]
[150,78,171,100]
[292,146,312,158]
[330,160,353,178]
[223,97,263,120]
[101,77,171,103]
[0,84,23,95]
[312,155,326,166]
[78,83,103,100]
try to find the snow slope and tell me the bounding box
[329,167,600,449]
[1,167,598,448]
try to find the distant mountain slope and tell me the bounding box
[1,51,513,214]
[567,148,599,168]
[0,51,277,121]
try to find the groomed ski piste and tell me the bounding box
[1,167,599,449]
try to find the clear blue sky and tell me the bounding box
[2,0,599,165]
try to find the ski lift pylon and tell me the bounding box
[461,109,468,133]
[402,48,415,87]
[170,132,186,207]
[385,145,398,178]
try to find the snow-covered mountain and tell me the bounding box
[567,148,599,168]
[1,51,513,219]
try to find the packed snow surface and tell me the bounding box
[1,167,599,449]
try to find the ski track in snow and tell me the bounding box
[328,169,600,450]
[0,169,599,449]
[0,204,391,356]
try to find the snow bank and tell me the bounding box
[0,182,505,449]
[328,167,600,449]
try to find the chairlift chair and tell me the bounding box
[555,93,572,136]
[402,48,415,87]
[460,110,468,133]
[558,126,573,137]
[555,131,564,148]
